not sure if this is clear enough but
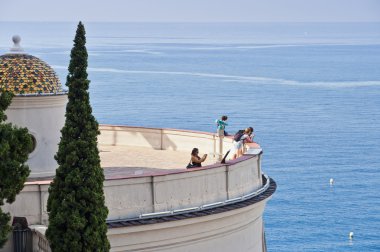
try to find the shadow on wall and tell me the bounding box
[105,125,178,151]
[161,133,178,151]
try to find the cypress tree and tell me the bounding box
[46,22,110,252]
[0,91,32,248]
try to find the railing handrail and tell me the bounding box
[30,225,51,252]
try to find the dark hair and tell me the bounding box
[191,148,199,156]
[221,115,228,121]
[245,127,254,134]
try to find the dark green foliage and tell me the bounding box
[46,22,110,252]
[0,91,32,248]
[0,91,13,122]
[0,212,11,248]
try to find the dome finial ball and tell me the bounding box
[12,35,21,45]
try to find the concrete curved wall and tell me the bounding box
[104,154,262,220]
[108,201,268,252]
[5,94,67,178]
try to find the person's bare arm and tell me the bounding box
[191,154,207,164]
[245,136,253,143]
[200,154,207,162]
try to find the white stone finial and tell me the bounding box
[13,35,21,44]
[9,35,25,53]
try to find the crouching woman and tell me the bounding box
[187,148,207,168]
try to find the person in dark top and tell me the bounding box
[187,148,207,168]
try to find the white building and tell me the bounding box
[0,37,276,252]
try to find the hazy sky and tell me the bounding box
[1,0,379,22]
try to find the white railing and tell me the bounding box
[29,225,51,252]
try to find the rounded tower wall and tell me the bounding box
[5,95,67,177]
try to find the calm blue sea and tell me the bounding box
[1,22,380,251]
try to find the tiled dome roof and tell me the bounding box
[0,54,63,95]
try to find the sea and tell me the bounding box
[1,22,379,251]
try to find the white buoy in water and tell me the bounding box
[329,178,334,185]
[349,231,354,240]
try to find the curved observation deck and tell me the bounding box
[98,125,275,220]
[4,125,276,252]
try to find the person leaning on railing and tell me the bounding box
[232,127,254,160]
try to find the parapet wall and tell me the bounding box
[98,124,233,155]
[104,155,262,220]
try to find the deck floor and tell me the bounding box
[100,145,216,177]
[27,145,217,182]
